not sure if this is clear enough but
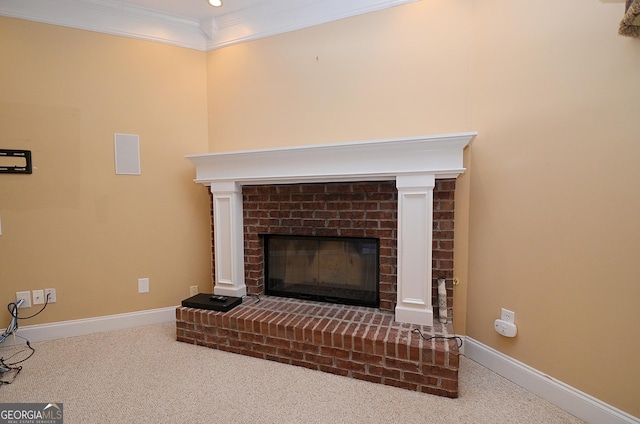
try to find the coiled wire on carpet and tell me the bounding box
[0,293,51,384]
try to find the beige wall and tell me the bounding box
[468,0,640,416]
[206,1,472,151]
[0,18,212,324]
[205,0,639,417]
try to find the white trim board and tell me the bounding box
[0,0,420,51]
[6,306,176,344]
[463,337,639,424]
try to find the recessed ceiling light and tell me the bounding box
[209,0,222,6]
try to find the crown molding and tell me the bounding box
[204,0,420,50]
[0,0,420,51]
[0,0,206,50]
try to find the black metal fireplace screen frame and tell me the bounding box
[263,234,380,308]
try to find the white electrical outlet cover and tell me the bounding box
[44,288,57,303]
[16,291,31,308]
[32,289,45,305]
[501,308,515,324]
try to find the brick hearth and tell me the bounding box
[176,296,460,397]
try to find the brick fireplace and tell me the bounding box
[235,179,457,316]
[177,132,476,397]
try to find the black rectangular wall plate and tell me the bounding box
[0,149,32,174]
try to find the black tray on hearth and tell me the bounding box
[181,293,242,312]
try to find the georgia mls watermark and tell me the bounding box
[0,403,63,424]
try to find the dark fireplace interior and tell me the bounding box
[264,234,379,308]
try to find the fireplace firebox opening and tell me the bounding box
[264,234,380,308]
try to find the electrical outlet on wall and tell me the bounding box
[189,285,199,296]
[32,289,45,305]
[16,291,31,308]
[44,288,57,303]
[501,308,515,324]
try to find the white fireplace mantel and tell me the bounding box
[187,132,476,327]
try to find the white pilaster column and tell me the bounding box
[210,181,246,298]
[395,174,435,326]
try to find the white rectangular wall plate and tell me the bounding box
[114,133,141,175]
[32,289,45,305]
[138,278,149,293]
[44,288,57,303]
[501,308,515,324]
[16,291,31,308]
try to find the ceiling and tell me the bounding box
[117,0,272,20]
[0,0,420,51]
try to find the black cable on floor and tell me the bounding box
[411,328,464,349]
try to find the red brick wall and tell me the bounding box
[242,181,398,311]
[209,179,456,317]
[432,179,456,317]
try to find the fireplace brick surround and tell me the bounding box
[177,179,460,396]
[179,133,475,398]
[211,179,456,316]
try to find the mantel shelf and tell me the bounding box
[186,132,476,186]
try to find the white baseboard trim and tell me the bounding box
[9,306,177,344]
[463,337,639,424]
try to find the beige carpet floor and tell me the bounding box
[0,322,583,423]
